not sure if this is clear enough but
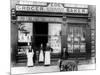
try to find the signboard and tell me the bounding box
[18,0,88,8]
[17,16,62,22]
[16,4,88,14]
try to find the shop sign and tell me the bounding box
[48,3,63,8]
[16,5,88,14]
[17,16,62,22]
[18,0,88,8]
[18,0,47,6]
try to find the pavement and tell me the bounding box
[11,65,60,75]
[78,64,96,71]
[11,63,96,75]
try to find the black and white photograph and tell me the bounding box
[10,0,96,74]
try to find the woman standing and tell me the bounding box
[44,43,53,66]
[26,46,34,67]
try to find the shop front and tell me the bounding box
[11,1,91,65]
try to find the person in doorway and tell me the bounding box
[39,44,44,64]
[44,43,53,66]
[26,46,34,67]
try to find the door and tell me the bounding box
[33,22,48,49]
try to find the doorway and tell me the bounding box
[33,22,48,49]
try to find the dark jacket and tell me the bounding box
[45,46,53,52]
[61,49,69,59]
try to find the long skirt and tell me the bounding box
[27,53,34,67]
[39,50,44,62]
[44,51,51,65]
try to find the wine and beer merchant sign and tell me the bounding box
[16,1,88,14]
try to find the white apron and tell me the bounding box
[44,51,50,65]
[26,51,34,67]
[39,50,44,62]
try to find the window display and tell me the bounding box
[80,43,86,52]
[18,23,33,54]
[67,25,86,53]
[48,23,61,53]
[68,44,73,53]
[18,23,32,42]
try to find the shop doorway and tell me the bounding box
[33,22,48,49]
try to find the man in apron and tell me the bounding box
[39,44,44,64]
[26,46,34,67]
[44,43,53,66]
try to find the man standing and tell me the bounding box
[44,43,53,66]
[26,46,34,67]
[39,44,44,63]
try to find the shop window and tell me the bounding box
[18,23,32,42]
[67,25,86,53]
[18,23,33,55]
